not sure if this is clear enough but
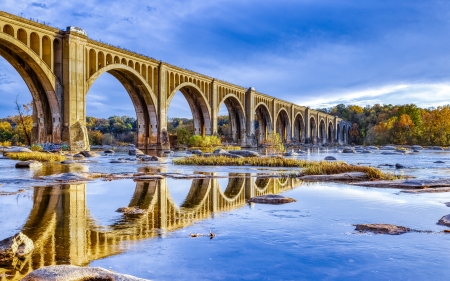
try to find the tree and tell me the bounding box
[14,97,32,145]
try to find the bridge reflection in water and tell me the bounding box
[1,175,303,280]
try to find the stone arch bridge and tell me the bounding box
[0,11,351,150]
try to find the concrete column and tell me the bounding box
[272,99,277,136]
[305,107,310,143]
[245,87,256,147]
[211,80,218,135]
[157,63,170,149]
[62,30,89,150]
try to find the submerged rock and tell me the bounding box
[411,145,423,150]
[138,156,161,162]
[342,148,356,153]
[437,215,450,227]
[324,156,337,161]
[395,163,405,169]
[22,265,149,281]
[381,151,403,155]
[15,160,42,169]
[354,224,411,235]
[247,194,296,204]
[434,161,445,164]
[0,232,34,264]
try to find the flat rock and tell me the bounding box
[15,160,42,169]
[434,160,445,164]
[228,150,259,157]
[116,207,147,215]
[361,150,373,154]
[247,194,296,204]
[342,148,356,153]
[38,172,105,182]
[190,149,202,155]
[411,145,423,150]
[352,178,450,189]
[0,232,34,264]
[380,146,396,150]
[104,149,115,154]
[284,151,299,156]
[79,150,100,157]
[430,146,444,150]
[5,147,32,153]
[354,224,411,235]
[324,156,337,161]
[138,156,161,161]
[381,151,403,155]
[437,215,450,227]
[401,187,450,194]
[366,146,379,150]
[213,148,227,154]
[22,265,149,281]
[300,172,368,181]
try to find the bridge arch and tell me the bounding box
[168,82,212,136]
[293,112,305,144]
[86,63,158,147]
[218,94,246,144]
[276,108,291,142]
[0,31,62,143]
[254,102,273,143]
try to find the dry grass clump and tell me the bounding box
[173,155,398,180]
[190,146,241,153]
[6,152,66,162]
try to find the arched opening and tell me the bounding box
[319,119,326,144]
[254,103,272,144]
[89,49,96,77]
[2,25,14,37]
[30,32,40,56]
[106,54,112,65]
[121,58,126,65]
[276,109,291,142]
[293,113,304,144]
[218,95,246,145]
[328,122,333,144]
[17,29,27,45]
[0,34,61,145]
[53,39,62,81]
[309,117,317,144]
[86,65,158,149]
[42,36,51,68]
[98,51,104,69]
[167,82,211,146]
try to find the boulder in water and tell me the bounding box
[15,160,42,169]
[354,224,411,235]
[213,148,227,154]
[380,146,396,150]
[342,148,356,153]
[324,156,337,161]
[228,150,259,157]
[395,163,405,169]
[247,194,296,204]
[22,265,149,281]
[438,215,450,227]
[0,232,34,264]
[79,150,100,157]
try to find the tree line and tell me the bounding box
[318,103,450,145]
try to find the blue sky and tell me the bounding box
[1,0,450,118]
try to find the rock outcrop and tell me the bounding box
[228,150,259,157]
[247,194,296,204]
[15,160,42,169]
[0,232,34,264]
[22,265,149,281]
[354,224,411,235]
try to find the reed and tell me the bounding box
[173,156,398,180]
[6,152,66,162]
[189,146,241,153]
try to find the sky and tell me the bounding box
[1,0,450,118]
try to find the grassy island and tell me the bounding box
[5,152,66,162]
[173,156,398,180]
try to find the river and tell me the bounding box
[1,148,450,280]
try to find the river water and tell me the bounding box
[1,148,450,280]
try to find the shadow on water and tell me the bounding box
[0,174,303,280]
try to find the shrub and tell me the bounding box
[30,144,43,151]
[6,152,65,162]
[88,130,103,145]
[262,132,285,154]
[188,135,221,147]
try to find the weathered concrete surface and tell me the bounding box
[0,232,34,264]
[247,194,296,204]
[300,172,368,181]
[22,265,149,281]
[354,224,411,235]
